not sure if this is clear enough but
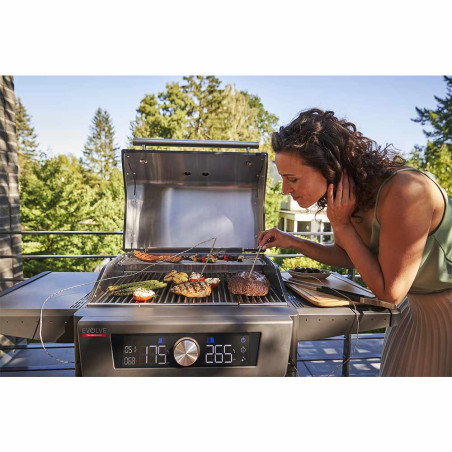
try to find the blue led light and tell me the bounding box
[158,337,164,344]
[208,337,214,344]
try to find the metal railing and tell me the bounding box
[0,230,333,260]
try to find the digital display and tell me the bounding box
[111,333,261,368]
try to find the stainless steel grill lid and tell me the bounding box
[122,149,268,250]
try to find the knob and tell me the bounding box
[173,337,200,367]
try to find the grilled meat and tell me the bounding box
[163,270,177,282]
[173,272,189,285]
[170,281,212,298]
[164,270,189,284]
[228,271,270,297]
[133,250,182,263]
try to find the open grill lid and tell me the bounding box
[122,139,268,251]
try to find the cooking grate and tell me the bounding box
[88,272,286,306]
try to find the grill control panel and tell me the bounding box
[111,333,261,368]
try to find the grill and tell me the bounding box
[90,272,285,306]
[89,254,287,306]
[71,140,298,376]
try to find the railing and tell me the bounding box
[0,230,349,281]
[0,230,333,261]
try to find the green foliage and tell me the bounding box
[408,143,452,196]
[15,97,40,160]
[20,155,124,276]
[265,178,283,229]
[82,108,119,179]
[130,75,284,223]
[267,246,349,276]
[412,76,452,147]
[410,76,452,195]
[15,97,44,178]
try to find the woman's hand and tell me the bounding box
[258,228,293,251]
[327,170,357,228]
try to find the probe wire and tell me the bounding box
[38,237,218,364]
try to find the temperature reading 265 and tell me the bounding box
[205,344,233,364]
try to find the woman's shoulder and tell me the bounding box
[376,167,441,222]
[380,167,437,201]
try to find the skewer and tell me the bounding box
[248,245,263,278]
[200,237,217,278]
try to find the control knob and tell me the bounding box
[173,337,200,367]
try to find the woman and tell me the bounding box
[258,109,452,377]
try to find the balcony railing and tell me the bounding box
[0,230,344,281]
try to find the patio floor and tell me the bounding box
[0,333,385,377]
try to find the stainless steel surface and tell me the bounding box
[122,150,267,250]
[75,313,294,377]
[132,138,259,149]
[173,337,200,366]
[288,291,399,341]
[0,272,96,342]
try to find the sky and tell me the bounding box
[13,76,447,160]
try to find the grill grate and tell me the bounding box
[88,272,286,306]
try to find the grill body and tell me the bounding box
[74,250,299,376]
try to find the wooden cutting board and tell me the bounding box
[282,272,397,310]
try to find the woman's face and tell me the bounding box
[275,152,328,208]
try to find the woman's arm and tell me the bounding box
[328,171,434,304]
[258,228,354,268]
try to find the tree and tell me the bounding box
[20,155,124,276]
[15,97,41,166]
[82,108,119,179]
[130,76,283,228]
[413,76,452,147]
[410,76,452,195]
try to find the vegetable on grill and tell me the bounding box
[107,280,167,296]
[132,289,156,302]
[205,277,221,288]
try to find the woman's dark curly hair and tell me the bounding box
[271,108,406,213]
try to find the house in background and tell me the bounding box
[278,195,332,243]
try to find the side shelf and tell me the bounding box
[0,272,97,342]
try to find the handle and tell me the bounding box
[132,138,259,150]
[316,286,369,302]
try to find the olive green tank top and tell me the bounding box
[369,168,452,294]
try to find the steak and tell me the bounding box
[227,271,270,297]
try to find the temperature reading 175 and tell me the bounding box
[146,345,167,365]
[205,344,233,364]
